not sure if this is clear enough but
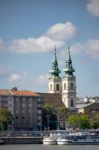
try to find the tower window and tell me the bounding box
[71,99,74,107]
[70,82,73,90]
[50,84,52,91]
[56,84,59,91]
[64,83,66,90]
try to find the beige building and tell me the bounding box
[77,102,99,114]
[0,88,42,130]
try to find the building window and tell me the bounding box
[64,83,66,90]
[71,99,74,107]
[56,84,59,91]
[70,82,73,90]
[16,116,18,119]
[50,84,52,91]
[22,103,25,108]
[23,116,25,119]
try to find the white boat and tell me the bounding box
[43,133,57,145]
[57,132,99,145]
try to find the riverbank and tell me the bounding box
[0,137,43,144]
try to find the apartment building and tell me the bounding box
[0,88,42,130]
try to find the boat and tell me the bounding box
[43,133,57,145]
[57,131,99,145]
[0,139,5,145]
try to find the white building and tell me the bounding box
[48,48,61,93]
[48,47,76,110]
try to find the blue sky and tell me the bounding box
[0,0,99,97]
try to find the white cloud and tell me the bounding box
[71,39,99,59]
[9,71,28,83]
[70,43,84,54]
[8,36,64,53]
[84,39,99,59]
[35,74,48,86]
[0,38,5,50]
[59,39,99,65]
[0,22,77,54]
[47,22,77,41]
[9,74,21,83]
[0,65,12,78]
[86,0,99,16]
[8,70,48,91]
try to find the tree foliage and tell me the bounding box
[89,111,99,129]
[42,103,57,130]
[42,104,69,130]
[0,108,13,130]
[67,113,90,129]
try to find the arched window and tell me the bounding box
[50,84,52,91]
[64,83,66,90]
[56,84,59,91]
[71,99,74,107]
[70,82,73,90]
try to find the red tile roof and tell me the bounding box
[0,89,12,95]
[11,90,41,97]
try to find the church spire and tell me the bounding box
[63,46,75,76]
[49,46,61,77]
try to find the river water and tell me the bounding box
[0,144,99,150]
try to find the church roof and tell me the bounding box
[38,93,64,108]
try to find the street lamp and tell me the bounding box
[57,115,60,130]
[47,115,49,130]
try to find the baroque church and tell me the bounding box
[48,47,76,110]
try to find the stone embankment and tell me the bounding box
[0,137,43,144]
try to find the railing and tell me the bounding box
[0,130,68,137]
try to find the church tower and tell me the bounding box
[48,47,61,93]
[62,47,76,110]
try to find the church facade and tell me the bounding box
[48,47,76,110]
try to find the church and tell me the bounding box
[38,46,77,129]
[47,46,76,110]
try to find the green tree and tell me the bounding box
[54,106,69,129]
[42,104,57,130]
[94,113,99,128]
[0,108,13,130]
[67,113,90,129]
[78,114,90,129]
[42,104,70,130]
[90,111,99,129]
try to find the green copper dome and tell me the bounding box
[49,47,61,77]
[63,46,75,76]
